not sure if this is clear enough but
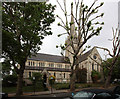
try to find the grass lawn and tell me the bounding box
[3,85,46,93]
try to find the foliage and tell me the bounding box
[2,74,17,87]
[53,83,69,90]
[91,70,101,83]
[2,60,11,77]
[2,2,55,95]
[2,2,55,65]
[76,68,87,83]
[30,72,45,90]
[31,72,43,81]
[102,56,120,82]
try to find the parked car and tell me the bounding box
[70,87,120,99]
[0,92,8,99]
[112,79,120,84]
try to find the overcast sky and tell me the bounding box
[39,0,120,60]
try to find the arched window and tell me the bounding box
[92,63,94,71]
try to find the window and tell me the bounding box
[41,63,45,67]
[39,62,45,67]
[28,61,30,66]
[93,54,97,59]
[92,63,94,71]
[54,72,56,77]
[29,72,31,78]
[97,64,99,71]
[36,62,38,67]
[95,93,111,98]
[65,65,70,69]
[33,62,35,66]
[57,64,62,68]
[31,62,32,66]
[64,73,65,78]
[49,63,54,67]
[73,91,94,98]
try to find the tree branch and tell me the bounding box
[95,46,113,57]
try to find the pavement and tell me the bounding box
[8,87,108,97]
[8,89,71,97]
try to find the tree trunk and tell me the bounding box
[105,57,118,88]
[70,71,76,91]
[105,75,111,88]
[105,68,113,88]
[16,70,23,96]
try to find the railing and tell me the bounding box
[25,66,71,72]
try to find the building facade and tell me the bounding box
[24,53,71,83]
[23,47,102,83]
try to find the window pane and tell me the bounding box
[73,91,94,98]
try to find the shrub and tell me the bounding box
[30,72,44,88]
[76,68,87,83]
[91,70,101,83]
[53,83,69,90]
[2,74,17,87]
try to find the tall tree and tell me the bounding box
[96,27,120,87]
[2,2,55,96]
[56,0,104,91]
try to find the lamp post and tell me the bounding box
[33,77,36,95]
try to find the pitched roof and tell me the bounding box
[78,48,94,63]
[28,53,70,64]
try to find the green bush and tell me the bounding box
[2,74,17,87]
[30,72,46,90]
[53,83,69,90]
[91,70,101,83]
[29,72,42,81]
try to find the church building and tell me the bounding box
[23,4,102,83]
[23,47,102,83]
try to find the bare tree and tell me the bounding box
[95,27,120,88]
[56,0,104,91]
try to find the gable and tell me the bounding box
[89,47,102,61]
[79,47,102,63]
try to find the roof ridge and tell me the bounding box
[34,53,64,57]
